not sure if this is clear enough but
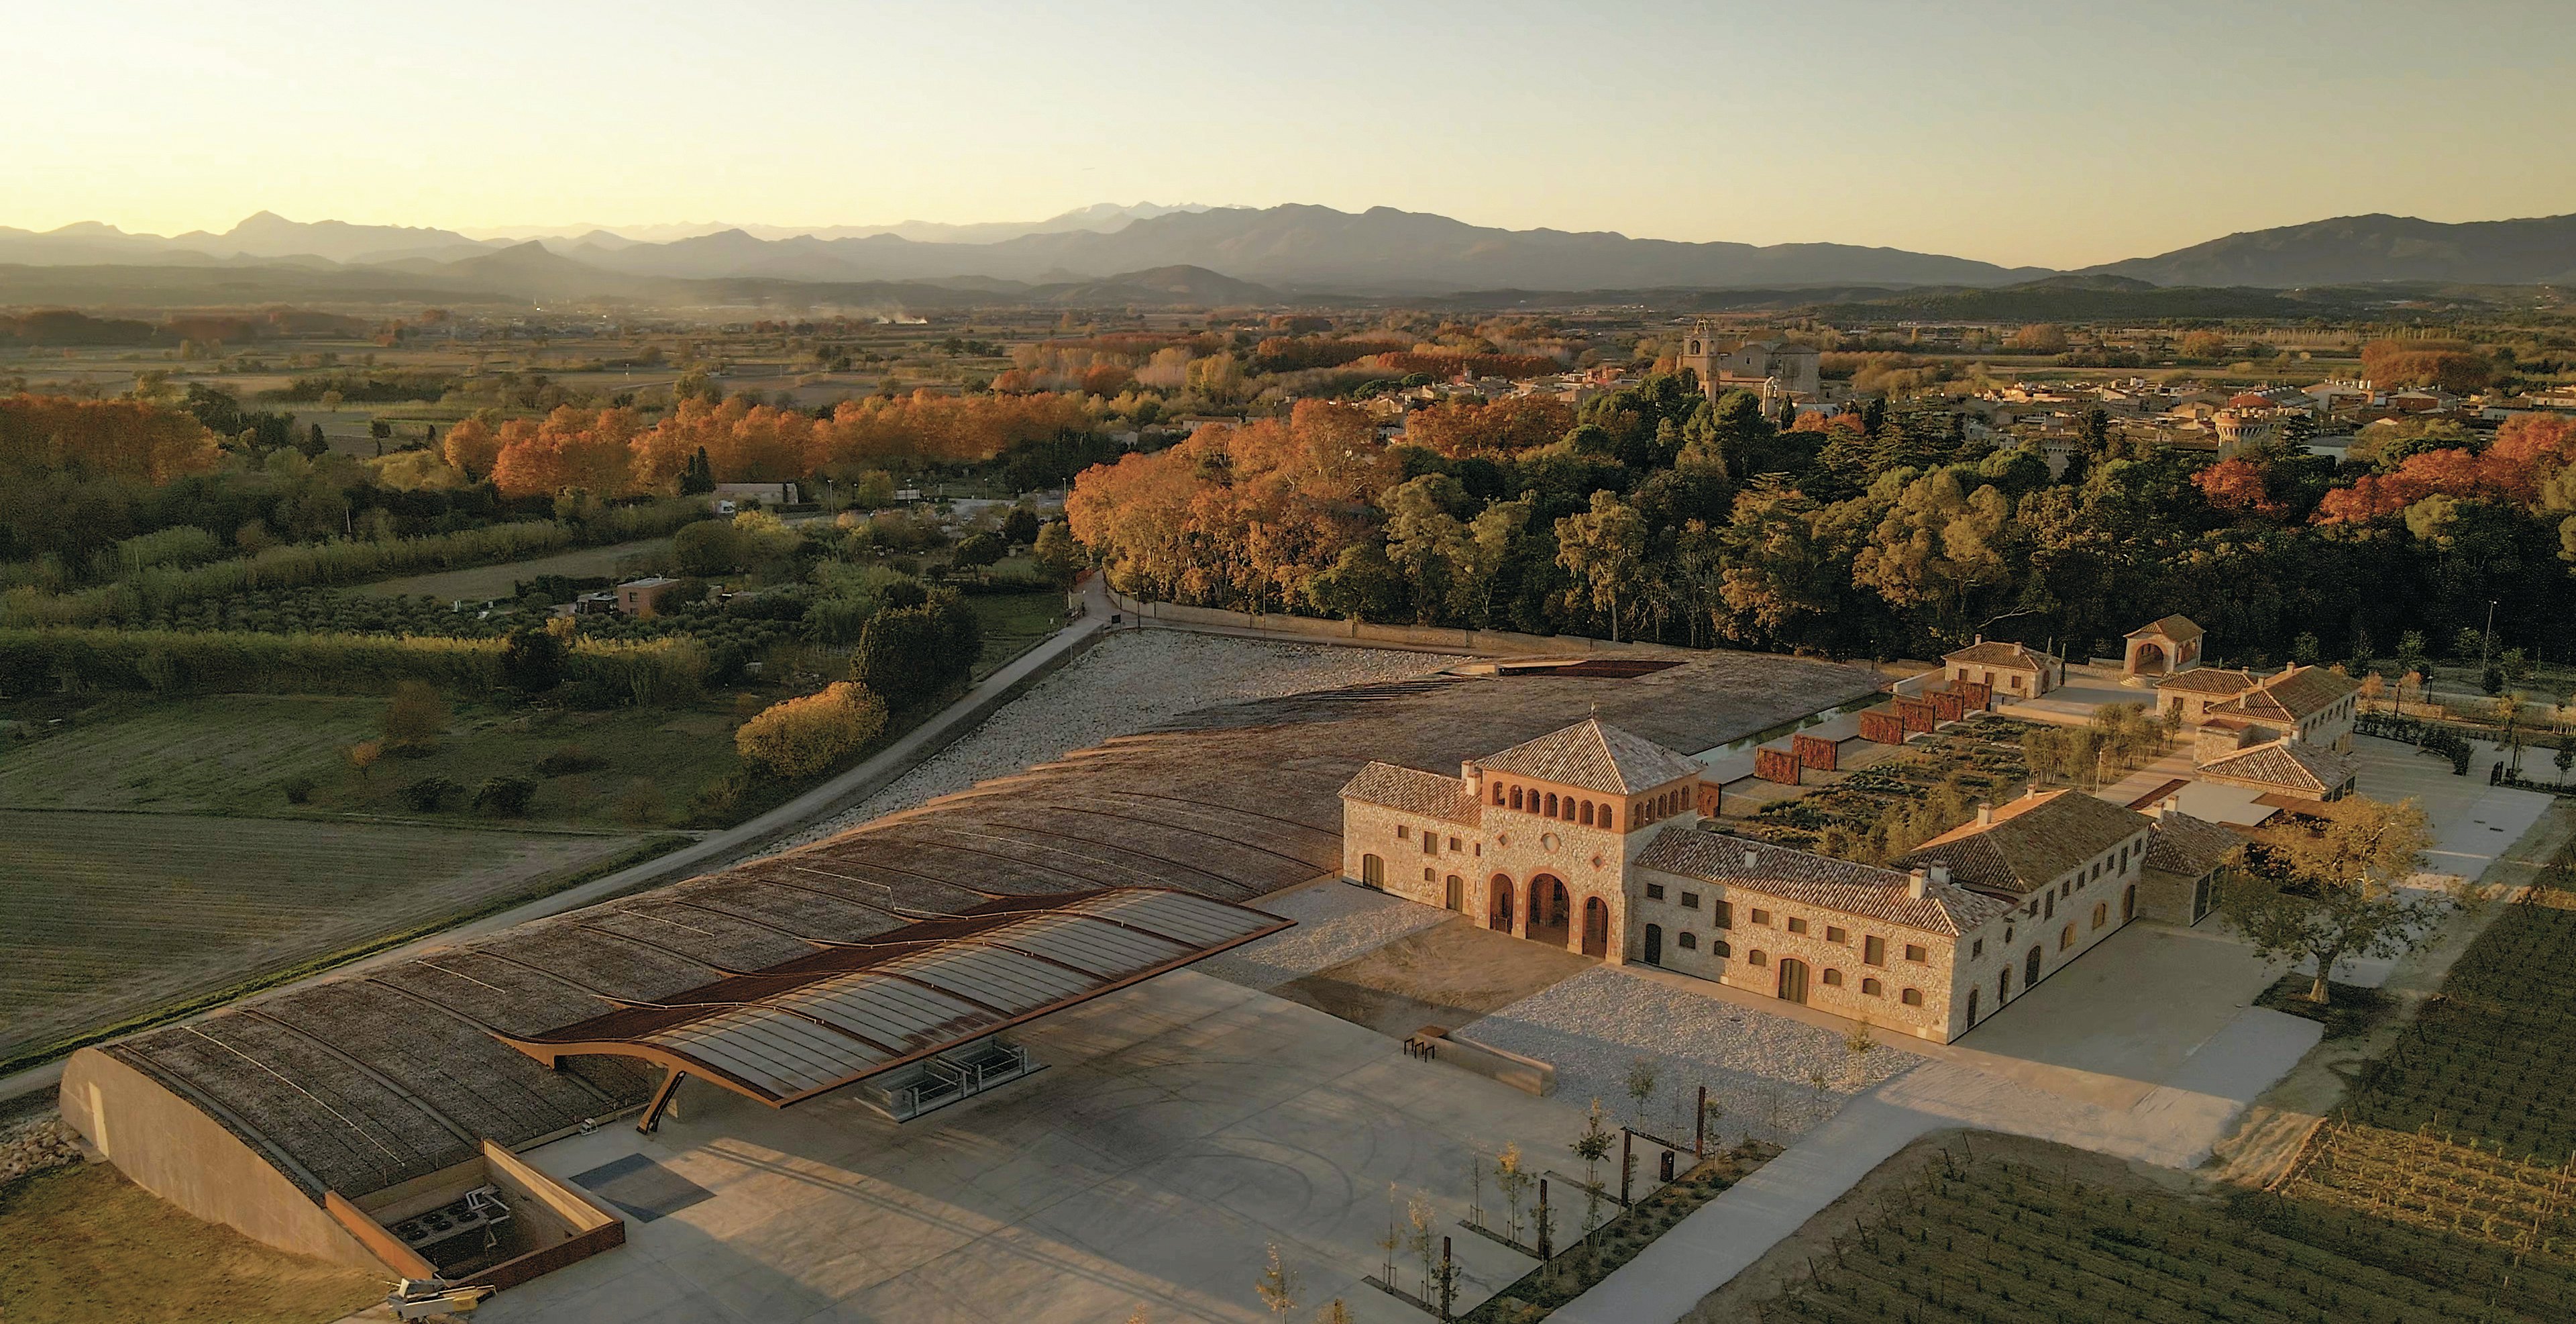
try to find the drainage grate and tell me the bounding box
[570,1154,714,1223]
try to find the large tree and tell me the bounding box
[2222,796,2438,1004]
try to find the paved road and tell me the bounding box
[0,578,1112,1107]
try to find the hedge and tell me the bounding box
[0,501,707,627]
[0,626,707,703]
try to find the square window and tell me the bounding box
[1786,917,1808,935]
[1681,891,1701,909]
[1826,925,1847,945]
[1646,883,1666,901]
[1449,836,1462,852]
[1750,909,1771,926]
[1904,944,1927,963]
[1395,825,1409,839]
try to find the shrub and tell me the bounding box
[500,625,568,695]
[473,775,538,816]
[382,680,448,751]
[534,744,606,776]
[851,589,981,709]
[0,625,702,703]
[399,775,460,811]
[951,531,1006,569]
[734,680,888,779]
[280,774,317,805]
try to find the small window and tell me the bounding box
[1748,949,1767,966]
[1901,988,1924,1007]
[1715,900,1733,929]
[1821,968,1843,986]
[1424,831,1438,856]
[1826,925,1847,945]
[1751,909,1771,926]
[1424,867,1436,882]
[1713,939,1731,958]
[2024,900,2038,918]
[1395,825,1409,839]
[1861,977,1882,997]
[1863,935,1884,966]
[1904,943,1927,963]
[1787,917,1809,935]
[1448,836,1462,852]
[1646,883,1666,901]
[2092,902,2108,930]
[1681,891,1701,910]
[1971,938,1984,960]
[1678,931,1698,950]
[2060,923,2076,950]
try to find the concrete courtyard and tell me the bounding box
[481,971,1591,1324]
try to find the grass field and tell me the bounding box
[0,809,651,1067]
[354,535,674,600]
[0,691,749,827]
[0,1162,382,1324]
[967,587,1068,679]
[1739,881,2576,1323]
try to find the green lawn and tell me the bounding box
[969,588,1069,679]
[0,691,752,829]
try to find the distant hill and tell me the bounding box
[2086,213,2576,288]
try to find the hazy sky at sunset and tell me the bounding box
[10,0,2574,268]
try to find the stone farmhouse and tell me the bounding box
[2133,619,2364,802]
[1339,719,2241,1046]
[1939,638,2064,699]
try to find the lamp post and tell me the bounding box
[2481,599,2499,676]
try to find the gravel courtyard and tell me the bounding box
[1462,966,1918,1149]
[790,630,1455,846]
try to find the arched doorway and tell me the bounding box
[1998,966,2011,1002]
[1487,875,1515,932]
[1777,958,1810,1003]
[1527,874,1571,948]
[2131,641,2165,676]
[2123,884,2137,922]
[1581,897,1611,958]
[1964,986,1980,1028]
[1644,923,1663,966]
[2025,946,2043,989]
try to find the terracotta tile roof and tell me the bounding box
[1477,718,1701,796]
[1896,789,2151,897]
[2126,615,2205,642]
[1942,640,2055,670]
[2195,739,2358,796]
[1338,762,1483,825]
[1634,829,2012,937]
[2144,810,2245,877]
[2154,667,2258,697]
[2204,665,2359,726]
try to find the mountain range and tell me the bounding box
[0,205,2569,307]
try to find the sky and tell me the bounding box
[9,0,2575,269]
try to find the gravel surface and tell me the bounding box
[787,631,1454,846]
[1195,880,1455,990]
[1460,967,1917,1149]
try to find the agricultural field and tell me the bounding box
[0,1161,382,1324]
[0,808,659,1068]
[0,692,747,827]
[1733,885,2576,1323]
[353,534,675,601]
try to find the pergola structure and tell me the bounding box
[496,889,1290,1129]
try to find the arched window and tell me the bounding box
[1511,786,1525,811]
[2060,924,2076,950]
[1678,931,1697,950]
[1493,783,1506,805]
[1822,968,1844,986]
[2092,902,2108,930]
[1579,801,1595,827]
[1748,949,1768,966]
[1861,977,1882,997]
[1544,793,1558,817]
[1900,988,1924,1007]
[1712,939,1731,958]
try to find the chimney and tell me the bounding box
[1741,848,1758,870]
[2155,794,2180,820]
[1929,863,1951,886]
[1461,760,1481,798]
[1976,802,1994,827]
[1907,868,1929,900]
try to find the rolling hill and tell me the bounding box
[2086,212,2576,288]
